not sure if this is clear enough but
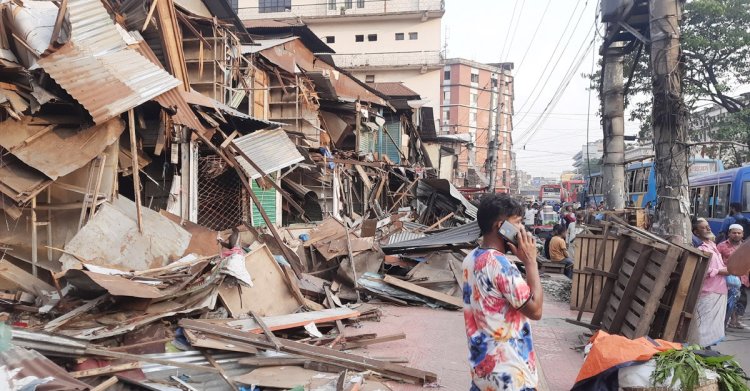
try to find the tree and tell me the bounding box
[597,0,750,150]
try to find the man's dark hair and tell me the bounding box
[477,194,524,235]
[731,202,742,214]
[552,224,566,236]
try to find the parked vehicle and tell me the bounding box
[585,158,724,207]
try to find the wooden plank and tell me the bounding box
[324,286,346,335]
[663,252,698,341]
[203,350,240,391]
[339,333,406,350]
[570,236,586,310]
[249,309,282,352]
[44,294,108,332]
[577,224,613,321]
[0,259,55,295]
[583,267,618,280]
[180,319,438,385]
[226,307,360,333]
[382,275,463,308]
[183,329,259,354]
[70,362,141,378]
[591,234,633,327]
[85,347,219,373]
[91,376,118,391]
[586,236,597,309]
[634,246,681,337]
[217,244,302,317]
[239,356,308,366]
[608,247,654,333]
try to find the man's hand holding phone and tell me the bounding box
[507,226,538,267]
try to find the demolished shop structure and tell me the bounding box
[0,0,445,274]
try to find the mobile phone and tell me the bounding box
[498,220,519,246]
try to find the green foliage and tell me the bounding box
[588,0,750,151]
[651,345,749,391]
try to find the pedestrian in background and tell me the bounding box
[548,224,574,279]
[718,224,747,329]
[688,218,729,347]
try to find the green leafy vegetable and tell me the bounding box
[651,345,749,391]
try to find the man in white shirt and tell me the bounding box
[524,206,538,230]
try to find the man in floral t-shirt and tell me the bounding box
[463,194,544,390]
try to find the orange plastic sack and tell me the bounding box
[575,331,683,383]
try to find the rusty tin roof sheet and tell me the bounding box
[0,117,125,180]
[232,129,305,180]
[0,346,90,390]
[36,0,180,125]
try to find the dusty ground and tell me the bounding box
[347,274,587,390]
[716,301,750,370]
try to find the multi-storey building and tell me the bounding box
[237,0,445,120]
[440,58,514,192]
[573,140,604,176]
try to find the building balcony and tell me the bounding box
[331,50,443,70]
[238,0,445,21]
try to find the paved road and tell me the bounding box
[716,310,750,370]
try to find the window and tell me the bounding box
[470,112,478,123]
[715,184,731,218]
[357,0,364,7]
[444,70,451,80]
[259,0,291,13]
[395,33,405,41]
[345,0,352,9]
[491,78,498,88]
[743,182,750,213]
[365,75,375,83]
[355,35,364,42]
[328,0,336,10]
[633,168,646,193]
[470,93,478,106]
[471,74,479,83]
[325,36,335,44]
[443,109,450,121]
[443,91,450,101]
[409,32,418,40]
[367,34,378,42]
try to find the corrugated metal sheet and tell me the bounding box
[0,116,125,180]
[381,221,480,254]
[36,0,180,124]
[134,41,213,134]
[232,129,304,180]
[419,179,478,219]
[370,82,420,98]
[241,37,298,54]
[0,346,90,390]
[0,155,52,204]
[388,231,426,245]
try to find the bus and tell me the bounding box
[689,165,750,235]
[539,184,562,204]
[585,158,724,207]
[561,179,586,204]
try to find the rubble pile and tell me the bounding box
[0,0,487,389]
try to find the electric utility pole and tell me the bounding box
[601,42,626,209]
[488,71,504,193]
[650,0,690,239]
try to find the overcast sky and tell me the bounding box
[443,0,642,178]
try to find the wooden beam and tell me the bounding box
[90,376,118,391]
[44,294,108,332]
[422,212,454,232]
[249,309,282,352]
[50,0,69,45]
[382,275,463,308]
[128,110,143,233]
[179,319,438,385]
[202,350,239,391]
[69,362,141,378]
[141,0,159,32]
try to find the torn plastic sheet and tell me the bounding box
[220,253,254,287]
